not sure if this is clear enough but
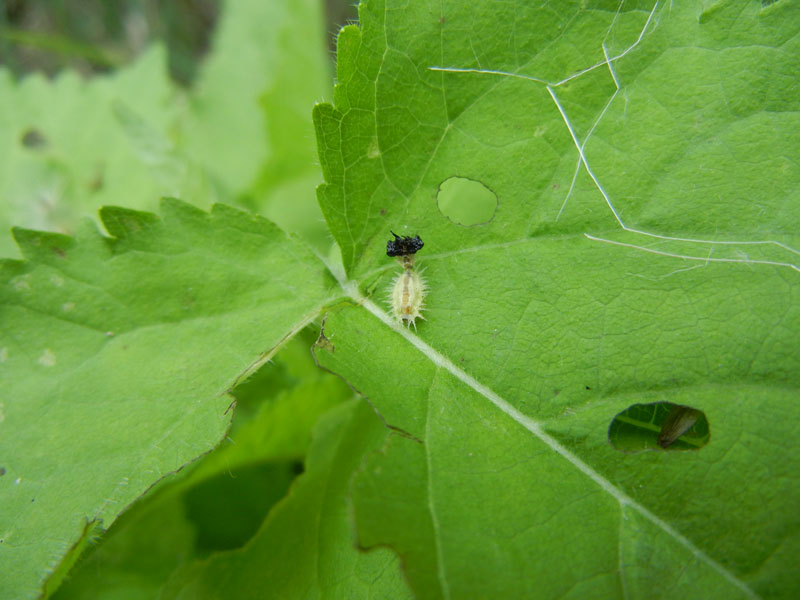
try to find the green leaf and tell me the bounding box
[178,0,332,245]
[50,493,197,600]
[0,0,331,259]
[159,399,412,600]
[5,0,800,597]
[0,46,190,259]
[170,327,355,497]
[51,330,350,600]
[310,0,800,598]
[0,199,337,599]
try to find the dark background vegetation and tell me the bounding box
[0,0,356,84]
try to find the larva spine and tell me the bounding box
[386,232,426,329]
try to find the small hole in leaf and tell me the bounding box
[21,128,47,150]
[608,402,710,452]
[436,176,497,226]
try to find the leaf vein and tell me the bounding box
[357,295,760,599]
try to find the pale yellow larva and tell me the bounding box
[390,265,426,329]
[386,232,426,330]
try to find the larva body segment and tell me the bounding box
[390,267,426,329]
[385,231,427,330]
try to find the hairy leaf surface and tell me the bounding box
[312,1,800,598]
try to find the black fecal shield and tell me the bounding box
[386,231,424,257]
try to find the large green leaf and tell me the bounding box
[310,0,799,598]
[0,199,338,599]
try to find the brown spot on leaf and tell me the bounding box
[21,128,47,150]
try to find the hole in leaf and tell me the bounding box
[436,176,497,226]
[20,128,47,150]
[608,402,710,452]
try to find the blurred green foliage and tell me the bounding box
[0,0,356,84]
[0,0,220,83]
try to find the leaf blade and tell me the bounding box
[0,200,336,599]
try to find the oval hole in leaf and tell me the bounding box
[436,176,497,226]
[608,402,710,452]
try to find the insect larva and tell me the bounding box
[386,231,426,329]
[390,267,427,328]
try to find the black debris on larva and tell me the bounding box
[386,231,424,257]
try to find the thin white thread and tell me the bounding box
[556,41,619,222]
[427,2,659,89]
[586,234,800,273]
[546,85,800,269]
[427,1,800,272]
[557,155,583,221]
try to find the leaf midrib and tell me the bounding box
[350,291,759,599]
